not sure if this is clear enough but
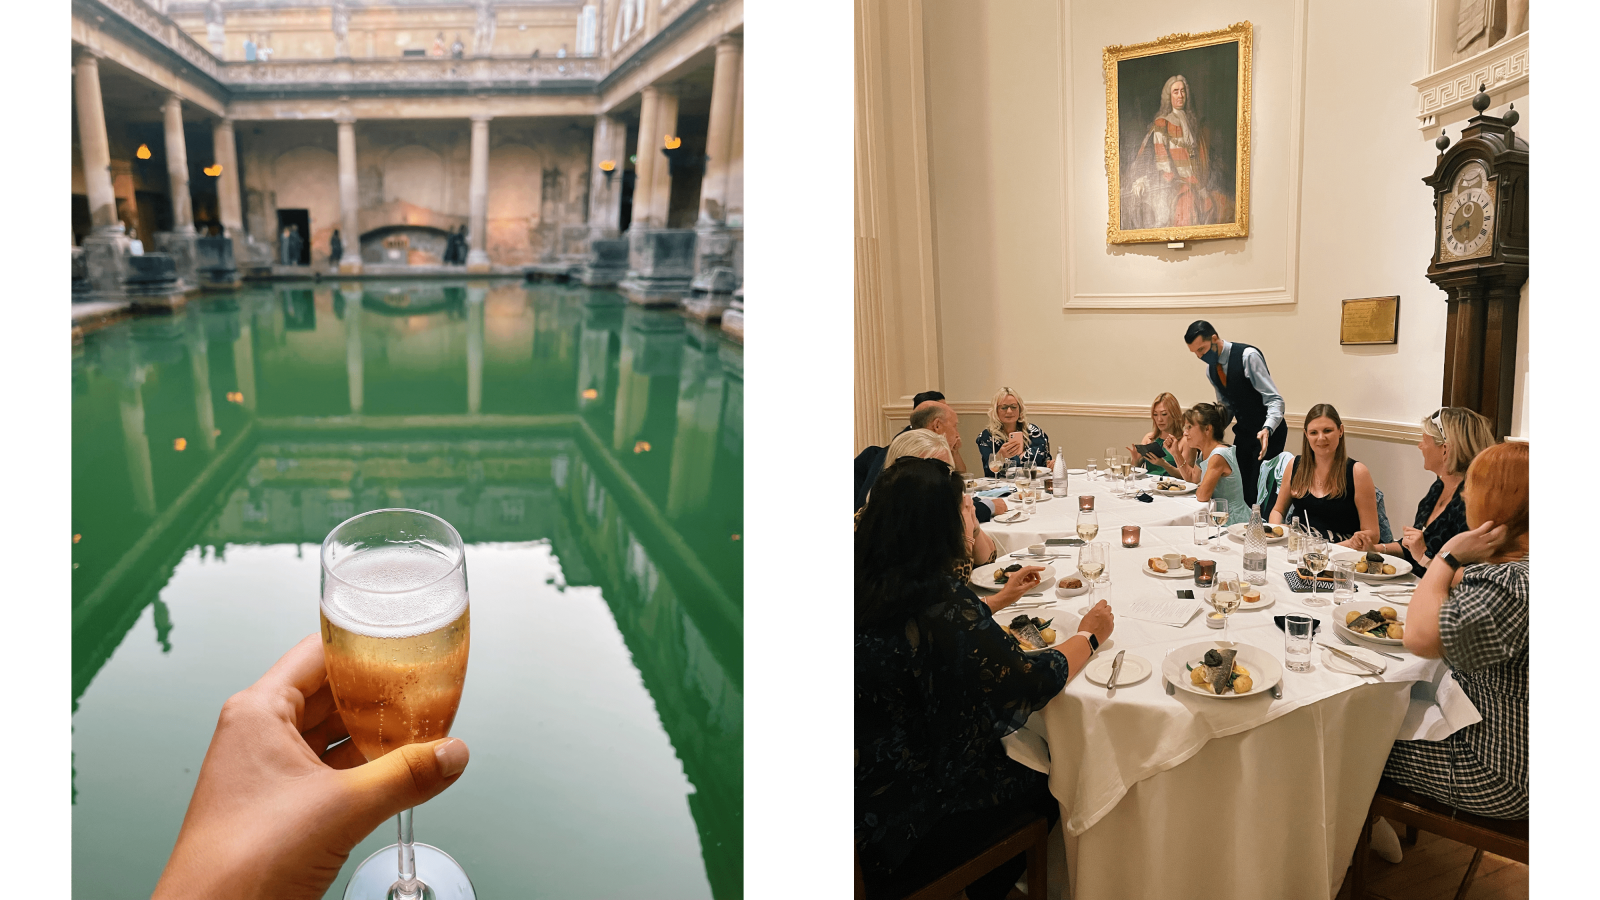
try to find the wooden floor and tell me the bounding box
[971,818,1530,900]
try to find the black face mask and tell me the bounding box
[1199,339,1221,366]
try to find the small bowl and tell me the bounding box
[1028,543,1047,556]
[1056,578,1091,598]
[1205,612,1225,629]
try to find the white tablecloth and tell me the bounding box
[978,474,1204,554]
[976,511,1465,900]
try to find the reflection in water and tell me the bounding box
[72,281,742,899]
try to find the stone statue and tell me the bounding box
[332,1,350,59]
[1454,0,1527,62]
[205,0,225,57]
[473,1,497,57]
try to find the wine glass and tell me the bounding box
[1076,509,1099,544]
[322,509,476,900]
[1208,498,1229,550]
[1210,570,1243,643]
[1078,541,1109,584]
[1302,531,1331,608]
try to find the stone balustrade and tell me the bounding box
[220,56,603,92]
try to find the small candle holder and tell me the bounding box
[1194,559,1217,588]
[1121,525,1140,548]
[1078,495,1095,511]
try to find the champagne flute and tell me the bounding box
[1302,532,1331,608]
[1210,570,1242,643]
[322,509,476,900]
[1208,498,1229,550]
[1076,509,1099,544]
[1078,541,1109,584]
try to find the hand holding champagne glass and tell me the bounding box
[322,508,476,900]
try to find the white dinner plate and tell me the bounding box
[1066,468,1087,475]
[1151,480,1198,496]
[1085,653,1152,687]
[1161,641,1282,699]
[1332,601,1407,646]
[1321,643,1389,675]
[1234,584,1275,611]
[1331,549,1414,581]
[999,615,1071,656]
[970,562,1057,593]
[1226,523,1288,543]
[1142,560,1195,579]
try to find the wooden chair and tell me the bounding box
[855,810,1051,900]
[1350,777,1528,900]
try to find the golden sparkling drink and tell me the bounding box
[321,546,470,762]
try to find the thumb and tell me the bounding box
[338,737,470,834]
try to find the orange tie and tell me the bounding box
[1216,363,1228,388]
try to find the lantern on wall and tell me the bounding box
[136,144,152,160]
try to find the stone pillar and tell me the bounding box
[646,87,679,228]
[342,286,363,414]
[187,311,217,452]
[698,36,741,226]
[162,96,195,233]
[466,114,492,270]
[213,118,243,238]
[74,51,129,295]
[467,288,485,413]
[336,115,362,272]
[630,86,660,232]
[589,115,626,238]
[157,94,200,291]
[725,57,743,231]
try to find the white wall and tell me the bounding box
[895,0,1531,522]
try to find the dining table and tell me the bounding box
[976,474,1476,900]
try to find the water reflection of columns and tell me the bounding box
[186,311,217,452]
[578,305,622,410]
[234,307,257,412]
[118,364,157,517]
[667,327,726,517]
[467,287,486,414]
[613,309,684,452]
[342,286,364,415]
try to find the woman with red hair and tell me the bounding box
[1380,440,1528,819]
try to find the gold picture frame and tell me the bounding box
[1104,22,1253,244]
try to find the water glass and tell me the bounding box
[1331,559,1355,601]
[1086,459,1098,479]
[1021,486,1038,519]
[1092,574,1113,606]
[1193,509,1210,545]
[1283,614,1314,673]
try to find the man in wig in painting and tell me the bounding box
[1122,74,1234,230]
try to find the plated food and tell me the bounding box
[970,562,1057,592]
[1152,479,1197,495]
[1226,522,1286,543]
[1161,641,1282,699]
[1143,556,1195,579]
[1333,549,1412,582]
[1187,647,1254,695]
[1002,614,1067,655]
[1333,601,1407,646]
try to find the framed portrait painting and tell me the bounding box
[1104,22,1252,244]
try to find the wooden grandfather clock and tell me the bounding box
[1424,86,1528,439]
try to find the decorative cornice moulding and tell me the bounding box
[882,400,1424,443]
[1412,30,1528,131]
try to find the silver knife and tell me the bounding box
[1325,643,1384,675]
[1106,650,1126,697]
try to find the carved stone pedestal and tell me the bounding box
[72,248,91,298]
[720,290,744,343]
[618,228,696,305]
[82,230,132,298]
[575,238,629,287]
[155,231,201,293]
[196,236,242,290]
[681,267,740,322]
[125,254,189,311]
[694,223,742,284]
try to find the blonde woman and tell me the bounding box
[1370,407,1497,574]
[879,429,999,568]
[976,388,1051,475]
[1129,392,1183,477]
[1268,404,1379,548]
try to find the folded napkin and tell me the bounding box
[1395,669,1483,741]
[1272,615,1322,635]
[975,487,1016,498]
[1282,570,1359,593]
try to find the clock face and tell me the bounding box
[1440,164,1496,262]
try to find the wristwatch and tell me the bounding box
[1438,551,1464,570]
[1076,630,1099,653]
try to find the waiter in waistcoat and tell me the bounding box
[1183,320,1287,498]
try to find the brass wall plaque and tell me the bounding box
[1339,296,1400,345]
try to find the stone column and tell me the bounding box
[213,118,243,237]
[725,57,743,230]
[467,288,485,413]
[646,87,679,228]
[630,86,660,231]
[466,114,492,270]
[336,115,362,272]
[162,95,195,233]
[698,36,741,226]
[589,115,626,238]
[342,285,363,414]
[74,51,130,294]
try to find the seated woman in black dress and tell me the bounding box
[977,387,1052,475]
[856,458,1114,900]
[1368,407,1496,575]
[1268,403,1380,549]
[1381,440,1527,820]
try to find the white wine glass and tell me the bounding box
[1076,509,1099,544]
[1208,498,1229,550]
[1302,532,1331,608]
[322,508,476,900]
[1078,541,1109,584]
[1210,570,1242,644]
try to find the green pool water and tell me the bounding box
[71,280,743,899]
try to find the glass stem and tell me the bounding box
[395,807,422,900]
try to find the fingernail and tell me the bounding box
[435,738,469,778]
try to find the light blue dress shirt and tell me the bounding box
[1212,340,1285,432]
